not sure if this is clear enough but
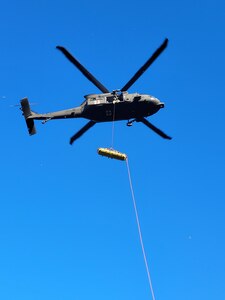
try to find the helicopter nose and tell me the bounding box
[150,97,164,108]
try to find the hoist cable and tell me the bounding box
[126,158,156,300]
[111,100,116,148]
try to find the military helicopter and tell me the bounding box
[20,38,171,145]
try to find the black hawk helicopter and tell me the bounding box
[20,38,171,145]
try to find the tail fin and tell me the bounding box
[20,98,37,135]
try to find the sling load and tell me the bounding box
[97,148,127,161]
[98,146,156,299]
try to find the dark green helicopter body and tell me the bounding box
[21,39,171,144]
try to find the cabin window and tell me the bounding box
[134,96,141,101]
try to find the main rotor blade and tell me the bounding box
[121,38,168,92]
[70,120,96,145]
[56,46,110,94]
[138,117,172,140]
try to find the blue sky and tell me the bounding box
[1,0,225,299]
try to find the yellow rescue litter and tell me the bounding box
[97,148,127,161]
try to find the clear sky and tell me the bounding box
[1,0,225,299]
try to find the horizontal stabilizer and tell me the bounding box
[20,98,37,135]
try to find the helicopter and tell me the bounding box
[20,38,171,145]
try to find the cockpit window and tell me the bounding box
[134,96,141,101]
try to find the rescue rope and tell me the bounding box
[111,100,116,148]
[126,158,156,300]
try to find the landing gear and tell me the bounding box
[127,119,136,127]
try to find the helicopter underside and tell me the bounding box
[82,101,162,122]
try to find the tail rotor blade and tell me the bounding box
[121,38,168,92]
[138,117,172,140]
[56,46,110,93]
[70,120,96,145]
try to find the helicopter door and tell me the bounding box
[106,96,115,103]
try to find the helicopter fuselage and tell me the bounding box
[30,92,164,123]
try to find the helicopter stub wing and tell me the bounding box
[56,46,110,94]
